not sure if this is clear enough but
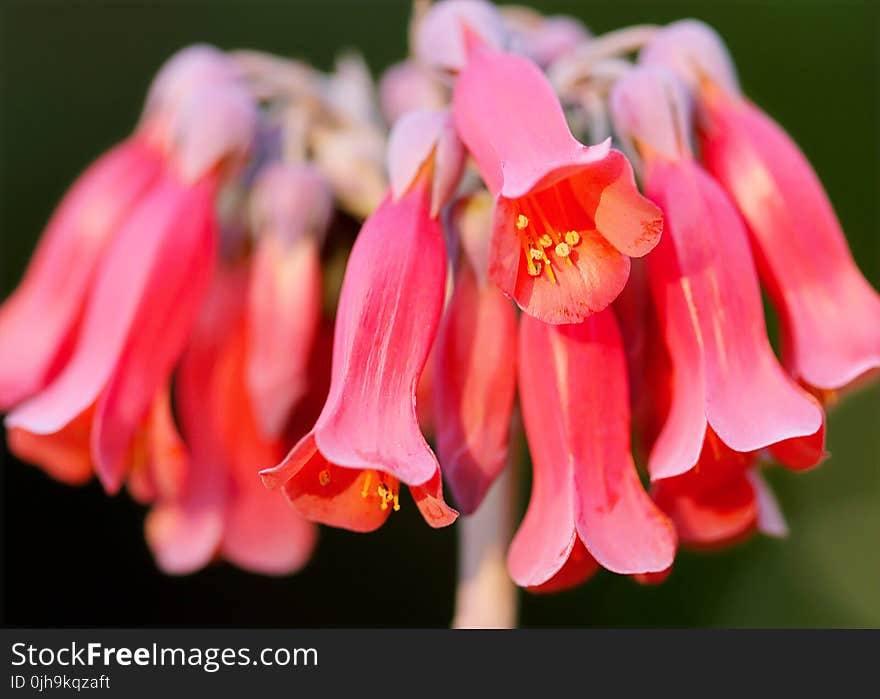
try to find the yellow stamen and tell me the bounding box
[516,214,530,230]
[377,481,399,511]
[538,233,553,248]
[318,469,331,486]
[555,242,571,258]
[529,247,544,261]
[565,231,581,246]
[361,471,373,499]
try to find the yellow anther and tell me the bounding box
[565,231,581,246]
[516,214,530,230]
[529,247,544,261]
[527,263,541,277]
[538,233,553,248]
[361,471,373,499]
[555,242,571,258]
[377,481,399,512]
[318,469,331,487]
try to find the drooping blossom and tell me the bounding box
[5,45,257,493]
[451,32,663,323]
[260,110,463,531]
[609,65,826,484]
[641,20,880,395]
[146,264,318,575]
[0,136,163,411]
[508,310,676,591]
[433,190,518,514]
[246,163,332,439]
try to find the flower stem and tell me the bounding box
[451,464,518,629]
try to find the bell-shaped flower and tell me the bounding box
[246,163,332,439]
[146,265,317,575]
[433,191,518,514]
[260,112,462,532]
[642,20,880,394]
[0,139,164,411]
[610,66,825,483]
[508,310,677,591]
[452,37,663,324]
[5,45,257,493]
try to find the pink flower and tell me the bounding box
[642,20,880,394]
[146,265,317,575]
[246,163,332,439]
[452,39,662,323]
[260,118,461,530]
[508,310,676,591]
[433,192,518,514]
[610,66,825,484]
[4,46,257,493]
[0,139,164,410]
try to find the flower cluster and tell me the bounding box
[2,1,877,594]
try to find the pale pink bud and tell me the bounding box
[388,108,465,217]
[142,44,239,138]
[609,65,693,161]
[413,0,507,74]
[639,19,739,95]
[325,52,379,125]
[169,82,258,184]
[378,60,448,124]
[502,6,589,67]
[249,163,334,247]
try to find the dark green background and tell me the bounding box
[1,0,878,627]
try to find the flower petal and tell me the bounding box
[748,470,789,538]
[144,266,247,574]
[434,261,517,514]
[0,138,162,409]
[452,44,588,196]
[515,311,676,577]
[646,159,823,460]
[699,88,880,391]
[313,183,445,486]
[271,433,392,533]
[6,405,95,485]
[91,176,217,492]
[409,469,459,529]
[7,173,199,438]
[490,196,631,324]
[525,540,599,594]
[652,433,758,547]
[246,235,322,439]
[212,319,317,575]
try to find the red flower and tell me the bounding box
[452,39,662,323]
[643,20,880,394]
[508,310,676,591]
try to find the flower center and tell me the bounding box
[360,470,401,512]
[513,201,584,282]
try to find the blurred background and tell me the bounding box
[1,0,878,627]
